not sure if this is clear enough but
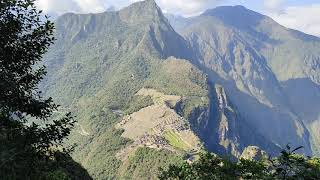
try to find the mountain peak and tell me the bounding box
[131,0,158,9]
[119,0,164,24]
[202,5,265,29]
[203,5,259,15]
[143,0,157,5]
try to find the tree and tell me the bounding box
[159,146,320,180]
[0,0,90,178]
[270,146,320,179]
[159,152,239,180]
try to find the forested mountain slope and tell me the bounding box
[40,0,320,178]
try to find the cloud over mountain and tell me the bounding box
[268,4,320,36]
[36,0,113,14]
[36,0,221,16]
[263,0,284,10]
[35,0,320,37]
[134,0,221,16]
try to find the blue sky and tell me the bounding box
[36,0,320,36]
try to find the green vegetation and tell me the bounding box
[0,0,90,179]
[38,0,320,179]
[145,59,208,97]
[164,131,189,151]
[59,56,208,178]
[3,0,320,179]
[120,147,184,180]
[40,6,210,177]
[159,146,320,180]
[176,97,208,119]
[124,95,154,115]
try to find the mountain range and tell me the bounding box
[40,0,320,179]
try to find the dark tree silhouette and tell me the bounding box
[0,0,91,179]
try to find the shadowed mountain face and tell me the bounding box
[41,0,320,178]
[168,5,320,155]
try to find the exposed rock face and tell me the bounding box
[167,5,319,155]
[215,85,242,157]
[241,146,268,160]
[186,84,280,158]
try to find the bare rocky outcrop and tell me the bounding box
[187,84,280,158]
[240,146,268,160]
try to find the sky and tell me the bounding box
[35,0,320,37]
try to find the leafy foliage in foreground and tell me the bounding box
[0,0,90,179]
[159,146,320,180]
[120,147,184,180]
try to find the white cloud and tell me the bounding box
[37,0,221,17]
[36,0,111,15]
[36,0,81,15]
[35,0,320,37]
[268,4,320,36]
[74,0,108,13]
[156,0,221,17]
[37,0,221,16]
[129,0,221,16]
[263,0,285,10]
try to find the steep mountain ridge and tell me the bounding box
[41,1,218,178]
[167,5,320,155]
[205,6,320,85]
[42,0,190,105]
[188,84,280,158]
[41,0,320,178]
